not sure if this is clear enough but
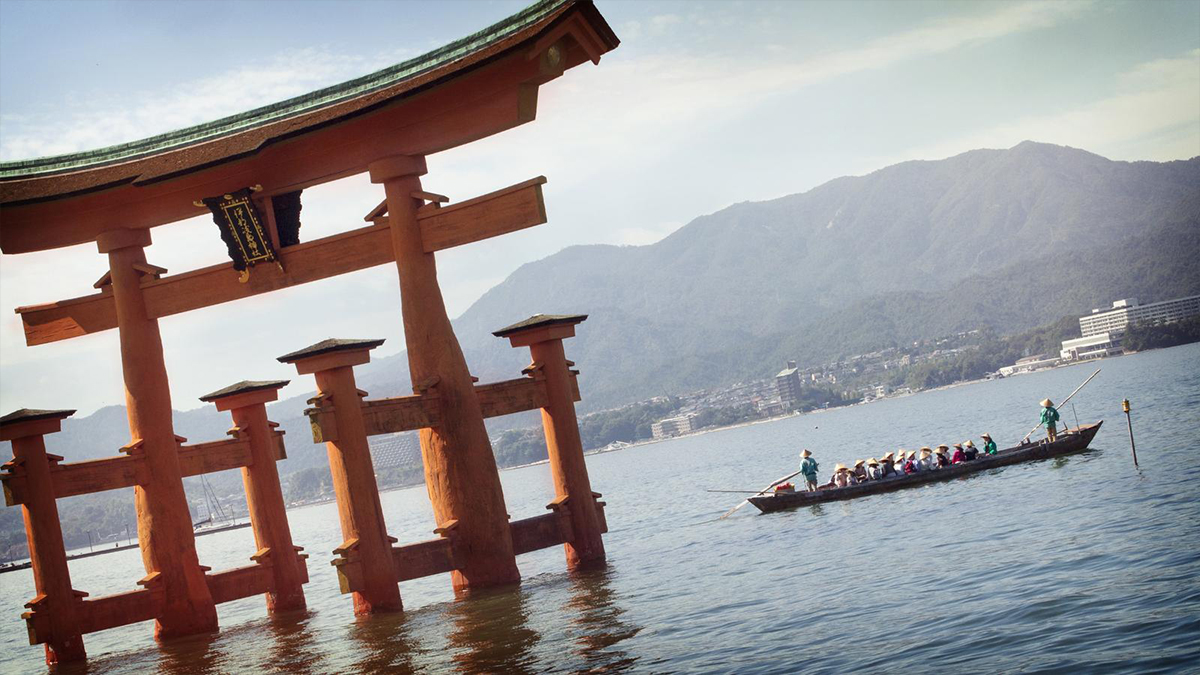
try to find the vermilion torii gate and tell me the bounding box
[0,0,617,665]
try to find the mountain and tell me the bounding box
[8,141,1200,464]
[424,141,1200,408]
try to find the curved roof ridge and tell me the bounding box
[0,0,569,180]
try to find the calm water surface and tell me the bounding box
[2,344,1198,674]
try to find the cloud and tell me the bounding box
[1,46,414,161]
[861,48,1200,168]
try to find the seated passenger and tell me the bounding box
[866,458,882,480]
[880,452,896,476]
[934,445,951,468]
[963,440,979,461]
[832,463,851,487]
[917,447,933,471]
[904,451,920,474]
[951,443,967,464]
[852,459,868,482]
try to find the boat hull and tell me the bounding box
[748,422,1102,513]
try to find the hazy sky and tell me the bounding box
[1,0,1197,416]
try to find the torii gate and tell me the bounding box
[0,0,618,664]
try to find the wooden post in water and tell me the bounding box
[0,410,86,664]
[280,339,402,615]
[1122,398,1138,469]
[200,380,308,612]
[368,155,520,592]
[98,228,218,640]
[495,314,606,570]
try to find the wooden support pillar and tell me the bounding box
[368,155,519,592]
[97,228,217,639]
[495,315,606,569]
[279,340,402,615]
[0,409,86,664]
[200,381,308,613]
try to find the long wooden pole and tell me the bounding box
[1020,368,1100,442]
[719,469,804,520]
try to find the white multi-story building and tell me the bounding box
[1079,295,1200,337]
[1060,333,1121,361]
[651,413,697,439]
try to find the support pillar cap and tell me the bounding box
[494,314,587,347]
[0,409,74,442]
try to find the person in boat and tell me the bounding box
[866,458,882,480]
[981,433,998,455]
[903,451,919,474]
[951,443,967,464]
[933,445,951,469]
[832,463,851,487]
[963,440,979,461]
[799,449,820,491]
[1040,399,1061,442]
[917,447,934,471]
[880,452,896,476]
[852,459,868,482]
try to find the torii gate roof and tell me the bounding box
[0,0,617,254]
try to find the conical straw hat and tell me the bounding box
[834,463,848,472]
[867,458,879,465]
[854,459,865,467]
[1041,399,1054,407]
[801,449,812,457]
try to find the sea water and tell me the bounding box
[1,343,1198,674]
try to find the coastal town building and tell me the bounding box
[775,361,802,410]
[1079,295,1200,337]
[1060,333,1122,361]
[651,413,697,439]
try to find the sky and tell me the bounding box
[1,0,1198,416]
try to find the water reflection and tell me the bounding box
[264,611,324,674]
[563,568,641,673]
[347,610,419,674]
[154,630,220,674]
[446,585,539,675]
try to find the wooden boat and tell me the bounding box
[748,422,1102,513]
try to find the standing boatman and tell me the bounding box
[1040,399,1061,443]
[799,449,820,492]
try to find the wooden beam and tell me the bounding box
[416,177,546,252]
[2,455,146,506]
[205,564,274,605]
[75,588,160,636]
[177,438,253,478]
[392,537,458,582]
[314,374,581,440]
[16,222,394,346]
[509,512,570,556]
[16,176,549,347]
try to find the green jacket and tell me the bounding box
[983,439,997,454]
[800,457,819,480]
[1040,406,1060,427]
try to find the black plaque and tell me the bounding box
[202,188,277,271]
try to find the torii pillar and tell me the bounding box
[368,155,520,592]
[199,380,308,613]
[0,409,85,664]
[495,315,606,569]
[97,228,217,639]
[279,339,402,615]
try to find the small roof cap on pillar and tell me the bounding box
[493,314,588,338]
[199,380,290,402]
[277,338,385,364]
[0,408,75,428]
